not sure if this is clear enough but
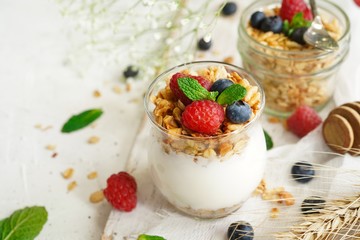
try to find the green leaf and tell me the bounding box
[177,77,218,101]
[137,234,166,240]
[263,129,273,150]
[283,20,289,35]
[61,108,103,133]
[216,84,247,105]
[0,206,48,240]
[283,12,312,36]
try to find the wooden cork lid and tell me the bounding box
[342,102,360,114]
[323,101,360,155]
[322,114,354,154]
[330,106,360,155]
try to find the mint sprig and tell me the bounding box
[283,12,312,36]
[178,77,218,101]
[216,84,247,105]
[0,206,48,240]
[61,108,103,133]
[263,129,273,150]
[138,234,166,240]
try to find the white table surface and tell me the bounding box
[0,0,359,239]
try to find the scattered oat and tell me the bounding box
[45,144,56,151]
[88,136,100,144]
[101,235,113,240]
[211,50,220,56]
[67,181,77,191]
[112,85,122,94]
[42,125,53,131]
[51,152,58,158]
[126,83,131,92]
[62,168,74,179]
[197,52,205,59]
[87,171,98,180]
[253,179,267,196]
[277,190,295,206]
[129,98,140,103]
[270,207,280,218]
[89,190,105,203]
[93,90,101,98]
[34,123,42,129]
[268,116,281,123]
[223,56,234,64]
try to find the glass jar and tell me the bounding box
[238,0,350,117]
[144,61,266,218]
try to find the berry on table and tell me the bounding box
[209,79,234,95]
[103,171,137,211]
[291,161,315,183]
[290,27,308,45]
[260,16,283,33]
[169,72,211,105]
[280,0,313,21]
[123,65,139,78]
[221,2,237,16]
[355,0,360,7]
[227,221,254,240]
[197,36,212,51]
[287,105,322,138]
[226,101,252,124]
[250,11,266,29]
[181,100,225,135]
[301,196,326,215]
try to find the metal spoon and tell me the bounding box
[303,0,339,51]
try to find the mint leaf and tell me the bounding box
[216,84,247,105]
[178,77,218,101]
[283,12,312,36]
[263,130,273,150]
[0,206,48,240]
[283,20,290,35]
[61,108,103,133]
[138,234,166,240]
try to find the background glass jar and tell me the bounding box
[238,0,350,117]
[144,61,266,219]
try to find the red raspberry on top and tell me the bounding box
[280,0,313,21]
[287,105,322,138]
[181,100,225,135]
[103,171,137,212]
[169,72,212,105]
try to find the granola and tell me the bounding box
[151,66,261,159]
[241,7,343,114]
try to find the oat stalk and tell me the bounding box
[275,194,360,240]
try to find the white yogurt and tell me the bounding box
[148,121,266,213]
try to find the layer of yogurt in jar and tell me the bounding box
[145,62,266,218]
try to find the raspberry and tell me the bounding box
[280,0,313,21]
[354,0,360,7]
[287,105,322,138]
[169,72,211,105]
[103,171,137,212]
[181,100,225,135]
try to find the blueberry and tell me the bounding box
[290,27,308,45]
[210,79,234,94]
[123,65,139,78]
[291,161,315,183]
[227,221,254,240]
[226,101,252,124]
[221,2,237,16]
[250,11,266,29]
[197,37,212,51]
[301,196,326,215]
[260,16,283,33]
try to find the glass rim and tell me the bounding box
[239,0,351,57]
[144,61,265,140]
